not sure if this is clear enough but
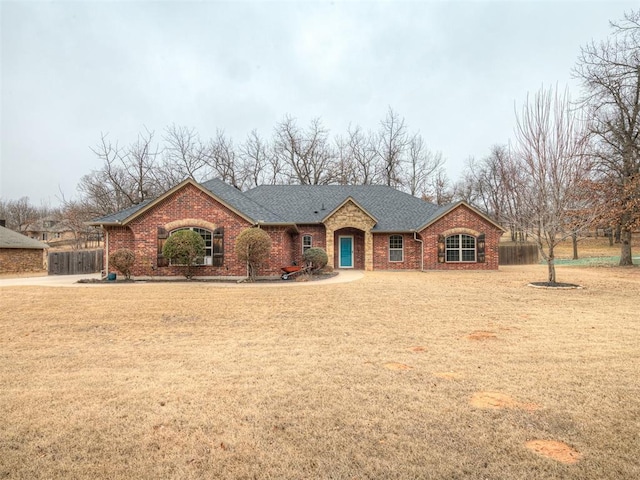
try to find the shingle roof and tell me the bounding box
[244,184,441,231]
[89,200,153,225]
[200,179,287,223]
[0,226,48,249]
[87,179,482,233]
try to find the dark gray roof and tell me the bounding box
[89,199,153,225]
[244,184,441,231]
[87,178,463,232]
[200,178,287,223]
[0,226,48,249]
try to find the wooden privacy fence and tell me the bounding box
[48,249,104,275]
[499,243,539,265]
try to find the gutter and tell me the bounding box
[103,226,109,277]
[413,231,424,272]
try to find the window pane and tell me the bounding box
[389,235,403,249]
[446,236,459,248]
[462,249,476,262]
[461,235,475,249]
[390,250,403,262]
[446,250,460,262]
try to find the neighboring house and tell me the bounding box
[87,178,505,278]
[23,218,103,249]
[0,224,48,274]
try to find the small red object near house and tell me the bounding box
[280,265,308,280]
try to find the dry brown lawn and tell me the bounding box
[1,263,639,479]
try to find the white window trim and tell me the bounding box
[302,234,313,254]
[389,234,404,262]
[445,234,476,263]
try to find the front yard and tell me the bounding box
[1,265,638,479]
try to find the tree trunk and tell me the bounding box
[572,232,578,260]
[619,228,634,266]
[547,244,556,284]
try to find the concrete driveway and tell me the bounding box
[0,272,102,287]
[0,270,363,287]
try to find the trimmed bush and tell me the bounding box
[236,227,272,281]
[109,248,135,280]
[162,230,205,278]
[303,247,328,271]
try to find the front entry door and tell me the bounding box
[339,236,354,268]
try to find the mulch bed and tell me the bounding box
[528,282,582,289]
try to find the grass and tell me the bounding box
[1,263,639,478]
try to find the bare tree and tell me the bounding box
[0,197,38,231]
[405,134,445,197]
[333,134,357,185]
[574,9,640,265]
[240,130,270,188]
[511,85,595,284]
[345,125,379,185]
[375,107,409,188]
[81,129,161,216]
[458,145,521,238]
[273,116,336,185]
[162,124,207,185]
[205,130,243,188]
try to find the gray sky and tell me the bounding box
[1,0,636,206]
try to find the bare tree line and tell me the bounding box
[76,107,449,218]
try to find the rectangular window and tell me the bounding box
[389,235,404,262]
[302,235,312,254]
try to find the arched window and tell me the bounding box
[445,234,476,262]
[389,234,404,262]
[302,234,312,254]
[170,227,224,266]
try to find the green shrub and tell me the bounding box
[236,228,271,281]
[109,248,135,280]
[303,247,328,271]
[162,229,205,278]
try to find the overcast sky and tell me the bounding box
[1,0,636,206]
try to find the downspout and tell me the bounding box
[413,231,424,272]
[103,226,109,277]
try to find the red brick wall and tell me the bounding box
[420,205,502,270]
[105,184,254,277]
[373,233,422,270]
[261,226,297,275]
[0,248,45,274]
[291,225,327,265]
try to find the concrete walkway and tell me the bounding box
[0,270,364,288]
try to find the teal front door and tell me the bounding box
[339,236,353,268]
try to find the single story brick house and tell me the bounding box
[0,224,48,275]
[88,178,505,278]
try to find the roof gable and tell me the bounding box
[416,201,506,232]
[88,178,288,226]
[322,196,378,224]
